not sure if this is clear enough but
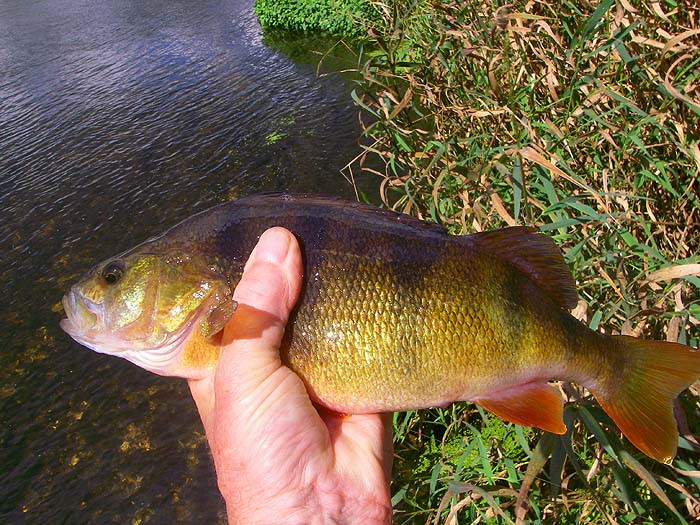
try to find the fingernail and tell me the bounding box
[254,228,291,265]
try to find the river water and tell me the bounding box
[0,0,371,521]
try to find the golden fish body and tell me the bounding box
[61,194,700,463]
[289,242,602,411]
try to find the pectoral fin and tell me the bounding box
[201,298,238,338]
[474,382,567,434]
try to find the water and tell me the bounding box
[0,0,372,521]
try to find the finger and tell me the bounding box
[216,227,303,396]
[321,411,394,487]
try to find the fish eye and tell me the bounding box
[102,261,126,285]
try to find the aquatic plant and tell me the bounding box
[254,0,380,36]
[347,0,700,522]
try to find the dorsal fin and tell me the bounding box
[469,226,578,310]
[234,193,448,235]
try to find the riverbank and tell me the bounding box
[336,1,700,522]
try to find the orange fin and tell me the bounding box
[201,299,238,338]
[468,227,577,310]
[592,336,700,464]
[474,382,566,434]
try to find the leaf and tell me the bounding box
[511,157,523,222]
[466,424,494,480]
[391,486,407,506]
[515,426,532,458]
[662,28,700,55]
[516,432,556,525]
[589,309,603,330]
[429,461,443,495]
[448,482,516,525]
[620,450,688,524]
[578,406,622,466]
[350,88,379,117]
[549,433,567,500]
[579,0,615,41]
[644,264,700,284]
[561,407,617,524]
[454,439,478,474]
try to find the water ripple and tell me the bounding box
[0,0,373,521]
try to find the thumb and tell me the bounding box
[215,227,303,398]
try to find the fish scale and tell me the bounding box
[285,244,548,412]
[61,193,700,463]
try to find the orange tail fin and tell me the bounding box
[590,336,700,463]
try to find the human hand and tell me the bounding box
[188,227,393,524]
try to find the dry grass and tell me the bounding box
[345,0,700,522]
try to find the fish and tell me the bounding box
[61,193,700,463]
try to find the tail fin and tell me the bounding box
[590,336,700,463]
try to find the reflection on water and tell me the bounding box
[0,0,370,521]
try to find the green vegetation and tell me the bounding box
[254,0,379,36]
[343,0,700,522]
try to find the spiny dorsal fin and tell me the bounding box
[469,226,578,310]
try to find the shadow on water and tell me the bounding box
[0,0,376,521]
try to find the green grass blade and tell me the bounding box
[620,450,687,524]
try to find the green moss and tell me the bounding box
[412,436,465,476]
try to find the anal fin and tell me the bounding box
[474,382,567,434]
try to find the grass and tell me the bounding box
[338,0,700,522]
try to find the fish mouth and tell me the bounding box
[60,290,101,338]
